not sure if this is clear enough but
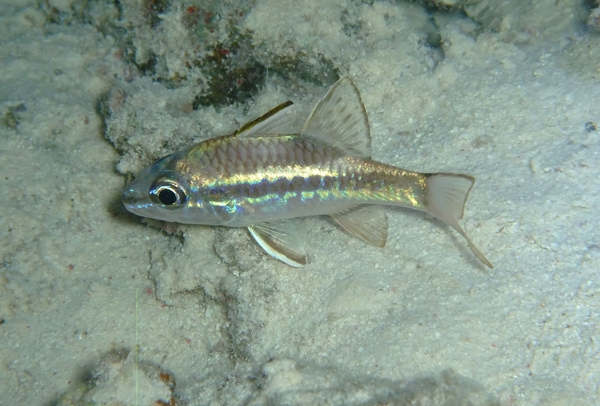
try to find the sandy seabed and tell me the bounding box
[1,0,599,405]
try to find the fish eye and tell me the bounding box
[150,179,188,208]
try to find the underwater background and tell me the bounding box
[1,0,599,404]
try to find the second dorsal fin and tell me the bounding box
[301,77,371,158]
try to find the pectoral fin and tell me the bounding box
[331,206,388,247]
[248,221,306,267]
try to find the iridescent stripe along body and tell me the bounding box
[122,77,492,268]
[175,134,427,225]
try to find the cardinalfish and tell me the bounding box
[122,77,492,268]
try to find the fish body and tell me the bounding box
[122,77,492,268]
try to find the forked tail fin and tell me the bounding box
[425,174,493,268]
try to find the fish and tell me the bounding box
[122,77,492,268]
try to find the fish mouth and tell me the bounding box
[121,186,144,208]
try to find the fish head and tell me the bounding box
[121,152,207,224]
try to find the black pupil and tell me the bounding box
[158,188,178,205]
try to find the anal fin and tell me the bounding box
[331,206,388,248]
[248,221,306,267]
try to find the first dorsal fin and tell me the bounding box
[301,77,371,158]
[235,100,299,138]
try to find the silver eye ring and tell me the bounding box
[150,179,188,208]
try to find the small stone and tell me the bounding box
[588,8,600,32]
